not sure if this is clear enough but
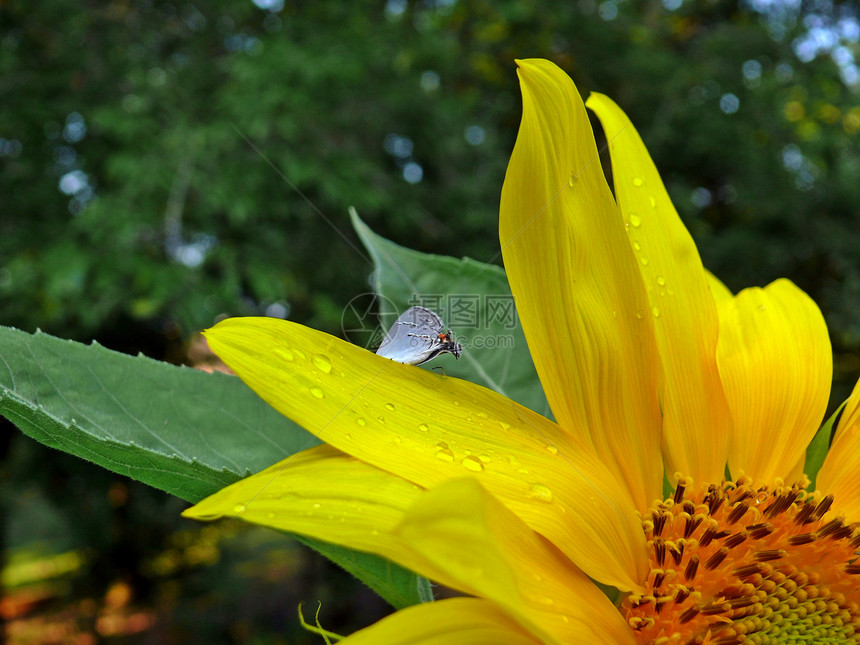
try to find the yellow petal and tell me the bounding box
[339,598,543,645]
[499,58,663,510]
[395,478,636,645]
[816,376,860,521]
[715,279,832,483]
[205,316,647,590]
[587,92,732,484]
[184,444,427,568]
[706,269,733,303]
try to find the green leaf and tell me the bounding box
[805,401,846,491]
[351,208,550,419]
[296,538,431,608]
[0,326,428,609]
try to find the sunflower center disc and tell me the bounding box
[622,476,860,644]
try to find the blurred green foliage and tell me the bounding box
[2,0,860,641]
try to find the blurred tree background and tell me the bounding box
[1,0,859,641]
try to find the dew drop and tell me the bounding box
[356,417,367,427]
[499,422,512,431]
[640,257,649,266]
[274,348,294,362]
[478,454,491,463]
[385,402,395,411]
[528,484,553,503]
[435,447,455,462]
[452,400,461,407]
[632,241,642,251]
[293,348,306,360]
[312,354,332,374]
[545,444,558,456]
[632,176,644,186]
[418,423,429,432]
[635,310,645,319]
[477,411,488,419]
[652,307,661,318]
[377,416,385,424]
[232,503,247,514]
[656,275,666,286]
[628,213,642,227]
[462,456,484,472]
[309,386,324,399]
[266,512,275,520]
[649,195,657,208]
[568,173,577,186]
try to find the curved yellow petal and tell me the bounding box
[184,444,427,568]
[339,598,543,645]
[395,478,636,645]
[817,376,860,521]
[706,269,733,303]
[715,279,832,483]
[587,92,731,485]
[205,316,647,590]
[499,58,663,510]
[185,445,640,635]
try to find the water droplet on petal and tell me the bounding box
[477,411,488,419]
[632,241,642,251]
[528,484,553,503]
[274,348,294,362]
[640,257,649,266]
[632,176,644,186]
[377,416,385,424]
[232,503,247,514]
[569,173,577,186]
[312,354,332,374]
[435,447,455,462]
[656,275,666,286]
[267,512,275,520]
[652,307,661,318]
[545,444,558,455]
[649,195,657,208]
[385,402,395,411]
[356,417,367,427]
[629,213,642,227]
[418,423,429,432]
[635,310,645,319]
[462,456,484,472]
[309,386,324,399]
[452,400,461,407]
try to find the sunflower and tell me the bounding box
[185,59,860,644]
